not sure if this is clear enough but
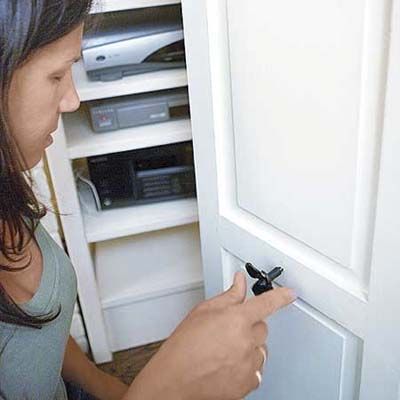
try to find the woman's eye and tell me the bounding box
[53,75,65,82]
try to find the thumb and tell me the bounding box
[227,271,247,302]
[210,271,247,308]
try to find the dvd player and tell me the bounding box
[87,87,189,132]
[82,6,185,81]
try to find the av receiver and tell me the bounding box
[87,141,196,210]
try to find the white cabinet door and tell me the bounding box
[182,0,400,398]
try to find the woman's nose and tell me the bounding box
[59,72,80,113]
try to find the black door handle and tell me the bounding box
[245,263,284,296]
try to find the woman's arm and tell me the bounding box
[62,335,128,400]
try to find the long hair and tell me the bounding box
[0,0,93,328]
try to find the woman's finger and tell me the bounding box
[241,287,296,324]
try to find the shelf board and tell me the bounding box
[102,278,203,309]
[90,0,181,14]
[83,197,199,243]
[73,61,187,102]
[64,109,192,159]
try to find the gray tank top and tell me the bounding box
[0,222,77,399]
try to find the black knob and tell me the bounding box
[245,263,284,296]
[267,267,284,282]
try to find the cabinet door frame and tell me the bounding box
[183,0,400,397]
[360,0,400,397]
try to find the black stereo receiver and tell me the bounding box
[87,141,196,210]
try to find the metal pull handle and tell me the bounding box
[245,263,284,296]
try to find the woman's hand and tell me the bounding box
[124,271,296,400]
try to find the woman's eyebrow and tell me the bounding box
[66,55,82,64]
[49,55,82,75]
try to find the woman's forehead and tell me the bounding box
[34,25,84,67]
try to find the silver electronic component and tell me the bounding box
[87,87,189,132]
[82,6,185,81]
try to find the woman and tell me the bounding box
[0,1,296,399]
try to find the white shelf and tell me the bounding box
[90,0,181,14]
[102,278,203,309]
[73,61,187,102]
[101,274,204,309]
[82,197,199,243]
[64,109,192,159]
[95,223,203,308]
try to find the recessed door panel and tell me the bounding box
[227,0,367,268]
[221,250,361,400]
[253,301,361,400]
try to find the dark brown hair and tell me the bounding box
[0,0,93,328]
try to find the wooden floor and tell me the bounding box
[97,340,165,385]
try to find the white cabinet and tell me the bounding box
[46,0,204,363]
